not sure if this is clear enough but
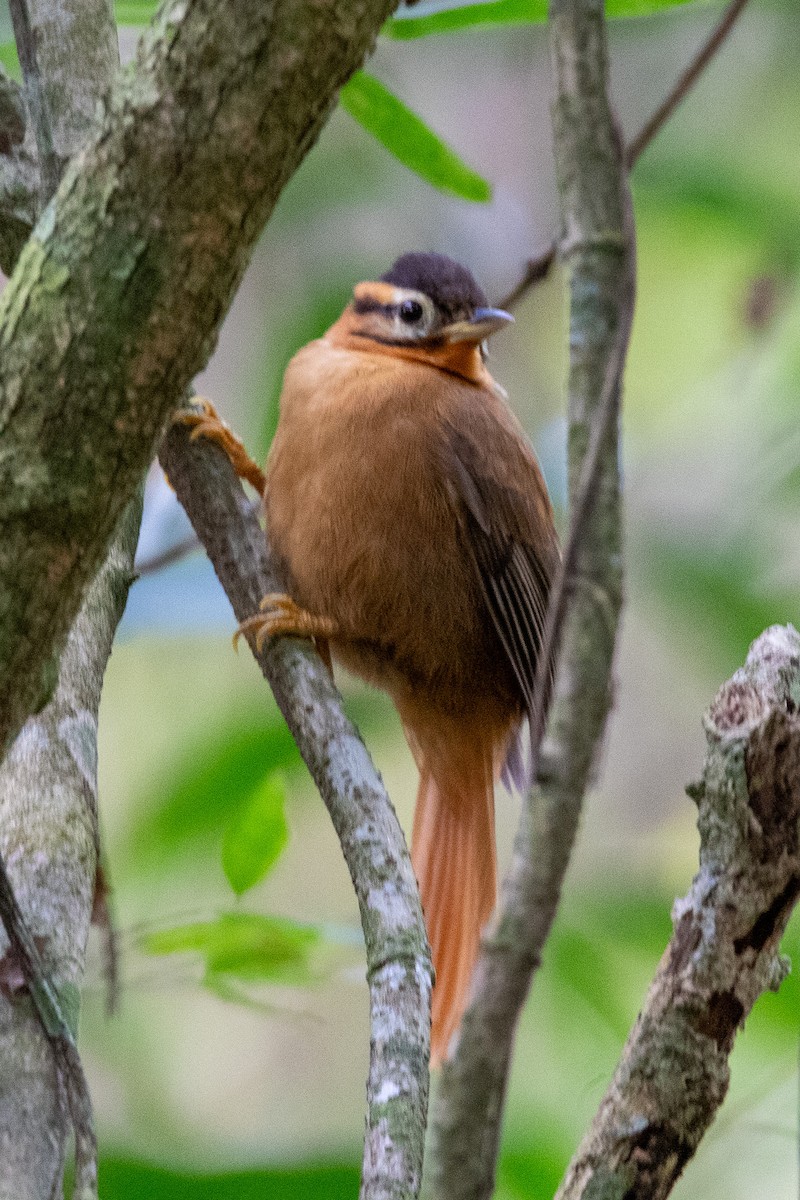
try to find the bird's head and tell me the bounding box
[345,252,513,353]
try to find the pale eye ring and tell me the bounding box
[399,299,424,324]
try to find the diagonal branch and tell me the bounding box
[429,1,634,1194]
[556,624,800,1199]
[499,0,751,311]
[159,417,432,1200]
[0,0,401,761]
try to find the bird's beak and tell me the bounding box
[440,307,514,344]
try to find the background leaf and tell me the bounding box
[114,0,157,24]
[339,71,491,202]
[384,0,711,39]
[125,716,301,871]
[144,912,322,987]
[82,1159,361,1199]
[221,771,288,896]
[0,41,18,77]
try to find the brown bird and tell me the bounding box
[182,252,559,1064]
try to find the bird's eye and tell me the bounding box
[399,299,424,324]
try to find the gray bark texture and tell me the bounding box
[0,0,399,758]
[160,419,433,1200]
[557,624,800,1199]
[0,494,141,1200]
[429,1,633,1193]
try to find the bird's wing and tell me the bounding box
[443,417,559,711]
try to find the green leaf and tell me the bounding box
[86,1157,360,1199]
[0,41,19,78]
[144,911,321,986]
[222,771,288,896]
[125,715,302,870]
[340,71,491,202]
[384,0,710,39]
[114,0,158,24]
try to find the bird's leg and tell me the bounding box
[175,397,267,496]
[234,593,340,653]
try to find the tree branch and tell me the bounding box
[556,624,800,1199]
[498,0,751,311]
[8,0,117,203]
[0,0,400,760]
[429,1,634,1194]
[0,495,141,1199]
[159,418,432,1200]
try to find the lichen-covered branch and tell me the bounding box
[429,1,633,1195]
[0,495,141,1200]
[0,0,399,760]
[556,624,800,1199]
[159,419,432,1200]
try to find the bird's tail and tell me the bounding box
[406,714,507,1065]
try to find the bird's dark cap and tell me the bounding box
[381,252,488,323]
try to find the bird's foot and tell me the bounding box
[234,594,338,652]
[174,397,267,495]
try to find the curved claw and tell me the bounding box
[233,594,338,652]
[173,397,267,495]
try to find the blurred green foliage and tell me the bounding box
[145,913,322,989]
[221,772,288,897]
[78,1159,361,1199]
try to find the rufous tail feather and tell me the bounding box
[410,732,499,1066]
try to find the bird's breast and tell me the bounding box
[265,338,503,709]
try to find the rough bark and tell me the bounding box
[429,2,633,1194]
[0,495,141,1199]
[557,624,800,1199]
[0,0,399,758]
[160,418,433,1200]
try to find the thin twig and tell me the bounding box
[624,0,751,168]
[134,530,201,576]
[498,0,751,311]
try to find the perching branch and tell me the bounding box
[159,417,433,1200]
[0,0,400,761]
[499,0,751,311]
[430,1,634,1195]
[556,624,800,1199]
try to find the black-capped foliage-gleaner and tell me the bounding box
[182,252,559,1064]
